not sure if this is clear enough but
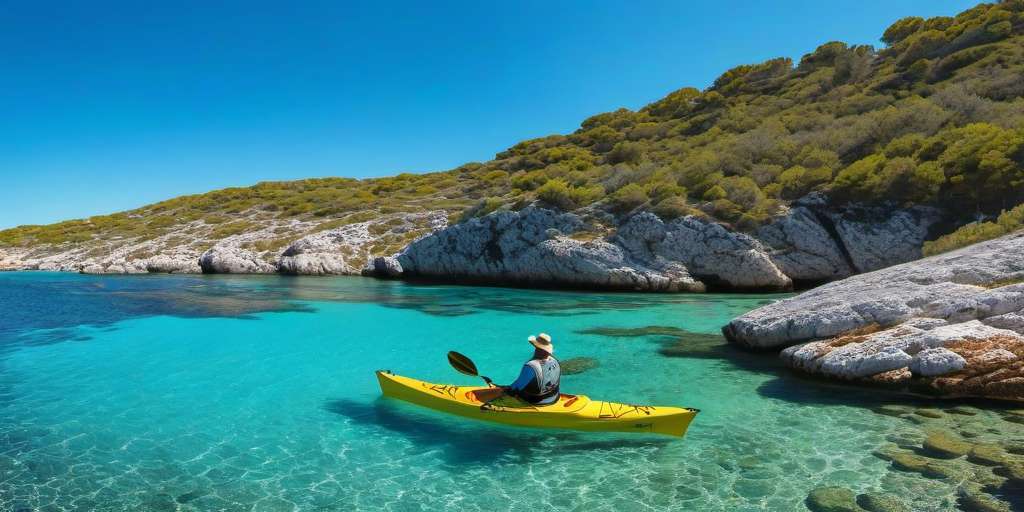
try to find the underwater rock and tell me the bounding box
[576,326,691,338]
[560,357,599,375]
[922,432,971,459]
[805,486,864,512]
[949,406,980,416]
[993,460,1024,487]
[872,405,912,417]
[914,408,944,418]
[855,493,909,512]
[957,484,1012,512]
[875,447,959,479]
[968,444,1011,467]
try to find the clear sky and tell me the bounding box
[0,0,978,228]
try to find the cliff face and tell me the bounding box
[724,231,1024,401]
[373,201,938,292]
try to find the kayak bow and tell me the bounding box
[376,370,698,437]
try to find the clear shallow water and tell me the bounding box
[1,272,1022,511]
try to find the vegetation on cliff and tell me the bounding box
[924,202,1024,255]
[2,1,1023,257]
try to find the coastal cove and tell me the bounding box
[2,272,1024,511]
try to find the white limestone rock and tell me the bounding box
[725,231,1024,348]
[199,246,276,274]
[617,213,791,290]
[364,256,404,278]
[758,206,853,282]
[396,207,704,292]
[909,348,967,376]
[779,320,1021,381]
[983,311,1024,334]
[833,207,940,273]
[142,253,202,274]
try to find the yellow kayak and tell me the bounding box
[376,370,698,437]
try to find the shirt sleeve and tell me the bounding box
[508,364,535,391]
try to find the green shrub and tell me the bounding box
[923,203,1024,256]
[608,183,649,213]
[535,179,603,211]
[652,196,692,220]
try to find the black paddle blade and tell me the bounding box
[447,351,479,377]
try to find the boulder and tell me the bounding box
[364,256,404,278]
[276,224,368,275]
[142,253,202,274]
[277,252,352,275]
[199,246,276,274]
[909,348,967,377]
[780,321,1022,385]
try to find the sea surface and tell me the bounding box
[0,271,1021,511]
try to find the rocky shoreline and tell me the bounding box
[0,198,942,294]
[725,231,1024,403]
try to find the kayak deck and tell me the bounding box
[376,370,698,437]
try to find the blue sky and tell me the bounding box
[0,0,978,228]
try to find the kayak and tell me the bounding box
[376,370,699,437]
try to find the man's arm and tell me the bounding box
[507,365,535,392]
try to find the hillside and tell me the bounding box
[2,1,1023,278]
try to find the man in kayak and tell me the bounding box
[471,333,561,405]
[509,333,561,405]
[476,333,561,406]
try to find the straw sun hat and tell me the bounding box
[528,333,554,354]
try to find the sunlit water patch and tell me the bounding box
[1,272,1022,511]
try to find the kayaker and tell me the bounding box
[506,333,561,405]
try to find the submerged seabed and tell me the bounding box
[0,272,1021,511]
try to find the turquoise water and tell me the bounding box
[0,272,1020,511]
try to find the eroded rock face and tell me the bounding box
[395,208,705,292]
[728,231,1024,401]
[758,206,854,283]
[756,199,941,284]
[199,246,276,274]
[617,213,791,290]
[833,206,940,273]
